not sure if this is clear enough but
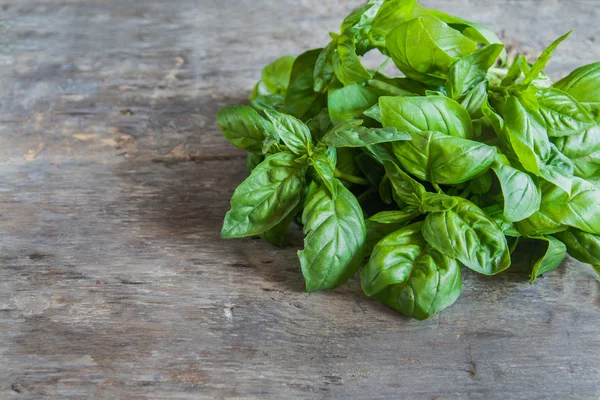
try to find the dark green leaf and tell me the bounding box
[247,152,264,173]
[284,48,323,119]
[384,161,426,206]
[299,180,366,292]
[461,81,489,120]
[423,198,511,275]
[314,40,337,92]
[555,229,600,271]
[362,222,462,320]
[526,236,566,284]
[222,152,306,238]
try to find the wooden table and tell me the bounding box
[1,0,600,398]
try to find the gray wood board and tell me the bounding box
[1,0,599,398]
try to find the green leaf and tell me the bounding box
[314,40,337,92]
[328,83,379,125]
[299,180,366,292]
[421,192,459,213]
[222,152,306,238]
[468,171,492,194]
[284,48,324,119]
[386,16,477,85]
[363,104,382,122]
[264,109,313,155]
[217,105,273,152]
[552,125,600,178]
[537,88,595,137]
[322,120,410,147]
[423,198,511,275]
[536,177,600,235]
[504,95,573,193]
[361,222,462,320]
[461,81,489,120]
[384,161,426,206]
[554,62,600,121]
[554,229,600,270]
[333,34,372,86]
[259,207,298,247]
[526,236,566,284]
[501,55,530,86]
[491,157,541,222]
[521,30,572,87]
[249,81,285,112]
[369,0,428,45]
[447,43,504,100]
[380,96,473,139]
[365,209,419,255]
[262,55,295,96]
[392,131,497,185]
[311,147,337,197]
[247,152,264,173]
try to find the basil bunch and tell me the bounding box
[217,0,600,320]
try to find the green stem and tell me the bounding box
[376,57,392,74]
[433,183,444,194]
[458,187,472,199]
[335,169,370,186]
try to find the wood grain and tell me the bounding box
[1,0,600,398]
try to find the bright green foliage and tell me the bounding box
[217,0,600,320]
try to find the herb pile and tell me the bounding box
[217,0,600,320]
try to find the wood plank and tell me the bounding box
[1,0,600,398]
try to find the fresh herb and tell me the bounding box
[217,0,600,320]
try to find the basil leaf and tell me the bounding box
[392,131,497,185]
[461,81,489,120]
[555,62,600,121]
[537,88,595,137]
[447,43,504,100]
[423,198,511,275]
[221,152,306,238]
[384,161,426,205]
[247,152,264,173]
[284,48,323,119]
[525,236,566,284]
[386,16,477,85]
[504,95,573,193]
[552,125,600,179]
[362,222,462,320]
[370,0,428,45]
[491,157,541,222]
[501,55,530,86]
[328,83,379,125]
[311,147,337,197]
[322,120,410,147]
[249,81,285,112]
[365,209,419,255]
[265,109,313,155]
[299,180,366,292]
[260,206,299,247]
[333,34,371,86]
[380,95,473,139]
[217,105,274,152]
[521,30,572,87]
[262,55,295,96]
[536,177,600,235]
[555,229,600,271]
[314,40,337,92]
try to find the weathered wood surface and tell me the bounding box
[1,0,600,398]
